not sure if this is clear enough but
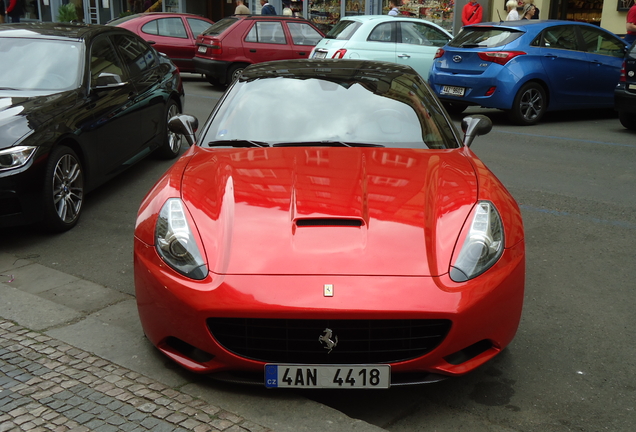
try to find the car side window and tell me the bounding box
[187,18,212,37]
[368,23,395,43]
[287,22,323,46]
[111,34,157,78]
[142,18,188,39]
[540,26,578,51]
[579,27,625,58]
[399,22,449,47]
[245,21,287,44]
[90,36,127,87]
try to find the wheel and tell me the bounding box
[618,110,636,130]
[227,64,246,85]
[443,102,468,115]
[42,146,84,232]
[507,82,546,126]
[154,100,182,160]
[206,74,221,87]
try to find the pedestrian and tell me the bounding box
[625,1,636,45]
[462,0,482,26]
[505,0,519,20]
[524,0,539,19]
[260,0,276,15]
[5,0,24,23]
[388,0,400,15]
[520,2,535,19]
[282,0,293,15]
[235,0,250,14]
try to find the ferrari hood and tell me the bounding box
[181,147,478,277]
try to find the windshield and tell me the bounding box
[0,38,82,91]
[202,75,458,149]
[450,28,523,48]
[325,20,362,40]
[201,18,238,36]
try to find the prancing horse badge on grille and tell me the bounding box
[324,284,334,297]
[319,328,338,353]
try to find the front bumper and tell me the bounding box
[0,154,46,227]
[134,237,525,385]
[193,57,232,85]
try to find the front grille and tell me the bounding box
[207,318,451,364]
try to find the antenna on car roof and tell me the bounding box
[496,10,503,23]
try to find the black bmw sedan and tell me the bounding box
[0,22,185,232]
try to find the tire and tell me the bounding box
[42,146,84,232]
[227,64,246,85]
[507,82,547,126]
[443,102,468,115]
[206,74,221,87]
[154,100,182,160]
[618,110,636,130]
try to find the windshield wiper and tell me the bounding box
[272,141,384,148]
[0,87,20,90]
[207,139,269,148]
[460,43,486,48]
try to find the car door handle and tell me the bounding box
[398,54,411,58]
[298,52,306,56]
[250,49,257,52]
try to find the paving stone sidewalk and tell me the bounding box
[0,319,271,432]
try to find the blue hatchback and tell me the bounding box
[428,20,628,125]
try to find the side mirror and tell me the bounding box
[461,115,492,147]
[94,72,126,90]
[168,114,199,147]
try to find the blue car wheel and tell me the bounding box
[508,82,546,126]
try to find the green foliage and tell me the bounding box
[58,3,78,22]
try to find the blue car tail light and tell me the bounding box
[477,51,526,66]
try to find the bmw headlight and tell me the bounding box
[450,201,504,282]
[0,146,37,171]
[155,198,208,280]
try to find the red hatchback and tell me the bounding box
[194,15,324,87]
[110,13,214,73]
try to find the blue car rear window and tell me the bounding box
[449,28,523,48]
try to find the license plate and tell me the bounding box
[441,85,465,97]
[197,45,207,54]
[265,364,390,389]
[629,84,636,91]
[313,51,327,59]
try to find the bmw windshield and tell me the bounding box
[0,38,82,92]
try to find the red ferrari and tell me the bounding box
[134,59,525,388]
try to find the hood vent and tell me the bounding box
[295,218,363,227]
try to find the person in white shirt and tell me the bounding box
[505,0,519,20]
[388,0,400,15]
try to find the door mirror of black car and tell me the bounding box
[93,72,127,90]
[168,114,199,147]
[461,115,492,147]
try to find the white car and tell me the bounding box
[310,15,452,80]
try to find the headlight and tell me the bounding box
[155,198,208,280]
[0,146,37,171]
[450,201,504,282]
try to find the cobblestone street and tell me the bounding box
[0,319,271,432]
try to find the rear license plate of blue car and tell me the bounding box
[441,86,465,96]
[265,364,390,389]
